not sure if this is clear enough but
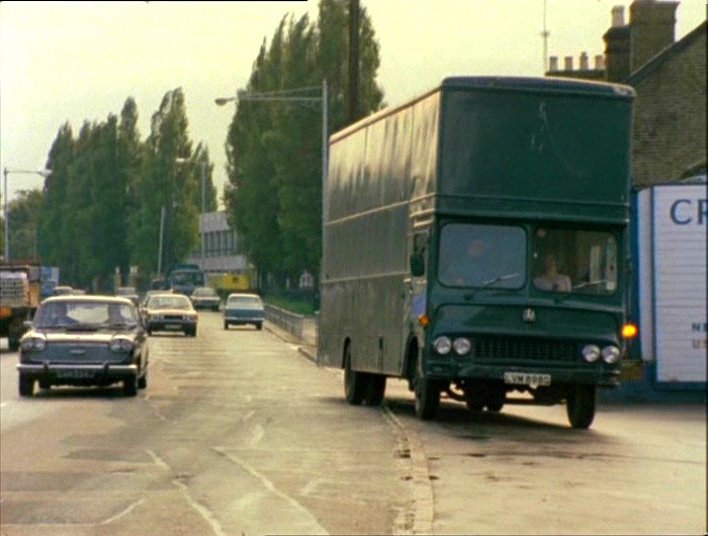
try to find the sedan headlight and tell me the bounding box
[582,344,601,363]
[602,345,621,364]
[20,336,47,352]
[433,336,452,355]
[110,337,135,353]
[453,337,472,355]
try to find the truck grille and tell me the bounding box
[474,336,577,362]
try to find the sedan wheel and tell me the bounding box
[18,375,35,397]
[123,376,138,397]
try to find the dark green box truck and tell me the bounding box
[317,76,637,429]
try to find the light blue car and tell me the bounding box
[223,293,264,331]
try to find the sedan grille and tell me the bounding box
[28,342,125,364]
[473,336,577,362]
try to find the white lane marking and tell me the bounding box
[102,498,145,525]
[146,449,226,536]
[145,449,171,472]
[249,424,265,448]
[213,447,328,534]
[172,478,226,536]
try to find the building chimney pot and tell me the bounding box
[548,56,559,72]
[594,54,605,70]
[611,6,625,28]
[579,52,589,70]
[564,56,574,71]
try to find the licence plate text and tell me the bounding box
[503,372,551,387]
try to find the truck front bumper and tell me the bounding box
[426,361,620,388]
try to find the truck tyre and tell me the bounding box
[566,384,596,429]
[343,346,365,405]
[123,376,138,397]
[364,374,386,406]
[19,375,35,397]
[414,360,441,420]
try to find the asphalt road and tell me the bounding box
[1,315,706,535]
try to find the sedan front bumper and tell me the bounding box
[17,362,138,382]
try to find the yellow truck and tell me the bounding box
[0,263,42,351]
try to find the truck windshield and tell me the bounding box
[438,224,526,288]
[532,227,618,295]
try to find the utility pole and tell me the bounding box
[348,0,361,123]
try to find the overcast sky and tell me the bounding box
[1,0,704,205]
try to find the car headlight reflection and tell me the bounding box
[582,344,601,363]
[602,345,621,364]
[110,337,135,353]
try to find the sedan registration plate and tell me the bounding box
[56,369,94,379]
[503,372,551,387]
[165,324,182,330]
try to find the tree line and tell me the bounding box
[3,0,384,293]
[5,89,217,291]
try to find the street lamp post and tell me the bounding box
[3,167,50,261]
[215,79,329,279]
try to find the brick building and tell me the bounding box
[547,1,707,187]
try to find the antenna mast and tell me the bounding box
[541,0,550,73]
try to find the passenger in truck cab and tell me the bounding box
[534,253,572,292]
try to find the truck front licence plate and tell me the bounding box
[503,372,551,387]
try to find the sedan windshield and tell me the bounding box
[148,296,193,310]
[226,296,263,309]
[34,300,137,328]
[193,288,217,297]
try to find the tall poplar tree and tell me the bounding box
[133,88,199,275]
[224,0,384,288]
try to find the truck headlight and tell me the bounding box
[110,337,134,353]
[433,336,452,355]
[602,345,621,364]
[582,344,601,363]
[453,337,471,355]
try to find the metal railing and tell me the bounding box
[264,304,318,346]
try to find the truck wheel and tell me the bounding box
[414,361,441,420]
[566,384,596,429]
[363,374,386,406]
[19,375,35,397]
[343,346,365,405]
